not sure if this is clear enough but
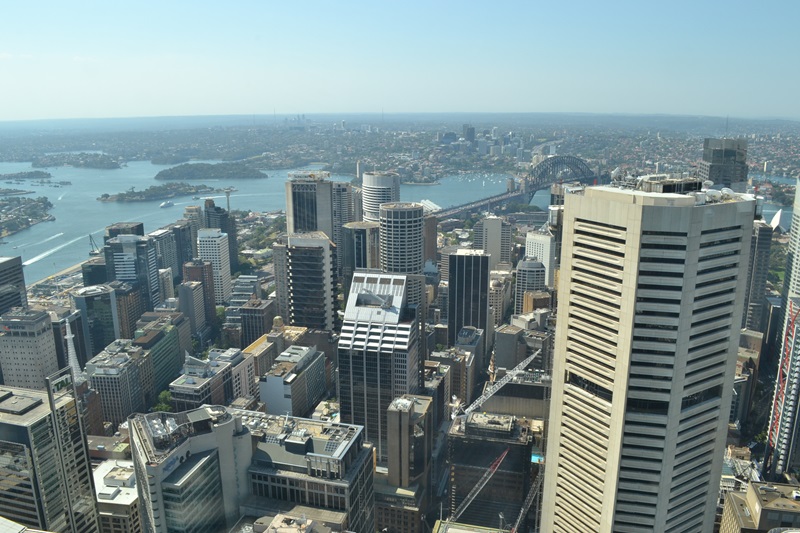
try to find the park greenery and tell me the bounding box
[155,162,267,181]
[97,182,217,202]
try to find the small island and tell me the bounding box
[154,161,267,181]
[97,182,219,203]
[32,152,121,169]
[0,170,53,181]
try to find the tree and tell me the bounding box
[152,390,173,412]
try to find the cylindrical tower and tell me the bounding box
[379,202,424,275]
[362,171,401,222]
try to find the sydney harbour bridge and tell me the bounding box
[434,155,598,219]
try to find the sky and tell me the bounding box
[1,0,799,122]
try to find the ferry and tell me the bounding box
[160,200,174,208]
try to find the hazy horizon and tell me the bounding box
[3,1,799,122]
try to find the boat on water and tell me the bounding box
[192,196,201,200]
[160,200,174,208]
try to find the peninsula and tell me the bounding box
[154,162,267,181]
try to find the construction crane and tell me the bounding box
[448,447,510,525]
[510,469,543,533]
[462,349,542,417]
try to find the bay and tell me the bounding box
[0,160,509,283]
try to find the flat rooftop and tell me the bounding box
[0,387,70,425]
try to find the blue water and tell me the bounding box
[0,160,509,283]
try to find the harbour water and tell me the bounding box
[0,160,510,283]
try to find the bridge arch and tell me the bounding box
[529,155,595,186]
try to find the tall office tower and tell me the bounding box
[104,222,144,242]
[0,308,60,389]
[448,413,534,529]
[178,281,206,334]
[742,219,773,331]
[351,186,364,222]
[148,228,179,279]
[376,395,434,533]
[108,281,146,340]
[542,178,754,533]
[168,219,195,276]
[203,199,239,271]
[341,221,380,292]
[183,205,203,256]
[48,307,89,374]
[438,245,461,283]
[698,138,749,191]
[72,285,119,358]
[103,234,161,311]
[130,406,375,533]
[183,259,216,328]
[525,225,557,287]
[239,299,275,348]
[338,272,420,463]
[472,215,512,270]
[273,232,337,331]
[488,269,513,327]
[514,258,546,315]
[447,250,490,354]
[85,340,154,427]
[380,202,425,302]
[362,171,401,222]
[81,256,108,286]
[197,228,232,305]
[424,215,438,263]
[0,369,99,533]
[157,268,174,301]
[0,256,27,315]
[285,171,353,275]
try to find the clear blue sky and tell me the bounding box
[2,0,798,121]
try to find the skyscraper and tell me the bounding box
[341,221,380,292]
[362,171,401,222]
[148,228,179,280]
[203,199,239,271]
[525,225,557,287]
[472,215,512,270]
[197,228,232,305]
[514,258,546,315]
[447,250,490,355]
[183,205,203,257]
[0,256,27,316]
[698,138,749,191]
[0,369,99,533]
[72,285,120,358]
[542,177,754,533]
[742,219,773,331]
[285,171,353,275]
[0,308,60,390]
[103,234,161,311]
[273,232,337,331]
[338,272,420,462]
[183,259,216,328]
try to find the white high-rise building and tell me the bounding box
[0,308,60,390]
[542,178,754,533]
[525,225,556,287]
[472,215,511,270]
[197,228,231,305]
[379,202,425,308]
[362,171,400,223]
[514,258,546,315]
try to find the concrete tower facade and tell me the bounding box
[362,171,400,223]
[514,258,546,315]
[338,272,420,463]
[197,229,231,305]
[542,179,754,533]
[472,215,512,270]
[272,232,337,331]
[0,308,60,390]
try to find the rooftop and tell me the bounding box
[93,459,138,507]
[0,387,70,425]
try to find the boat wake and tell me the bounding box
[23,235,84,266]
[37,232,64,246]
